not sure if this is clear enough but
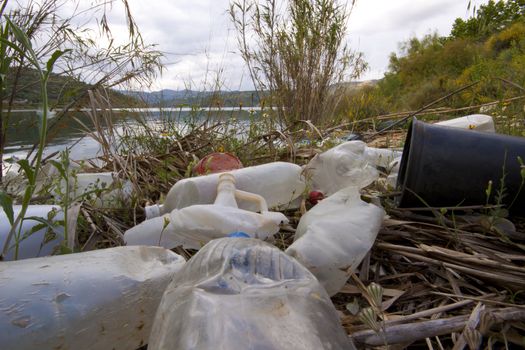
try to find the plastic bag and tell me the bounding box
[304,141,378,196]
[286,186,385,296]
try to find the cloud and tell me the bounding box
[14,0,484,90]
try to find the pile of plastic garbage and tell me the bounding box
[0,114,503,349]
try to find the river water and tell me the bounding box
[4,107,261,169]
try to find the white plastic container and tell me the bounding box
[286,186,385,296]
[435,114,495,132]
[148,238,355,350]
[145,161,305,218]
[66,172,133,207]
[125,173,288,249]
[303,141,379,196]
[0,246,185,350]
[0,205,64,261]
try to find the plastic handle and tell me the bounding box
[234,189,269,213]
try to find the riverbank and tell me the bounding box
[2,104,525,348]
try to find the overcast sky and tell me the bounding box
[119,0,487,91]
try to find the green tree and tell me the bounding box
[450,0,525,41]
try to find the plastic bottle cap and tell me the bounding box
[145,204,161,219]
[227,232,250,238]
[194,152,243,175]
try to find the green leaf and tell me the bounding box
[49,159,67,180]
[0,191,14,225]
[17,159,35,183]
[21,222,48,240]
[3,16,40,71]
[58,245,72,255]
[45,49,71,79]
[4,16,32,51]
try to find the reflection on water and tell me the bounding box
[4,107,262,164]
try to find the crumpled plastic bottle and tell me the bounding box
[0,246,185,350]
[286,186,385,296]
[148,238,356,350]
[303,141,379,196]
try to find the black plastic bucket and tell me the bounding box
[397,117,525,213]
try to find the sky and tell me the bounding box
[106,0,489,91]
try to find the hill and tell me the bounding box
[3,67,142,108]
[121,89,263,107]
[338,0,525,126]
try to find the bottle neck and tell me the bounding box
[214,174,238,208]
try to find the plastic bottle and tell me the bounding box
[125,173,288,250]
[0,205,64,261]
[303,141,378,196]
[65,172,133,207]
[148,238,356,350]
[0,246,185,350]
[145,161,305,218]
[286,186,385,296]
[435,114,495,132]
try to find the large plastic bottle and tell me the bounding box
[125,173,288,249]
[145,161,305,218]
[148,238,356,350]
[0,205,64,261]
[286,186,385,296]
[0,246,185,350]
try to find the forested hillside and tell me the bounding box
[341,0,525,127]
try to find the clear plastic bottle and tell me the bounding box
[0,246,185,350]
[145,161,305,218]
[148,238,355,350]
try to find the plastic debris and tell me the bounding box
[125,173,288,249]
[435,114,495,132]
[145,161,305,218]
[65,172,133,207]
[398,117,525,212]
[286,186,385,296]
[304,141,379,196]
[194,152,243,175]
[148,238,356,350]
[0,246,185,350]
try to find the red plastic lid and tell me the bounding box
[194,152,243,175]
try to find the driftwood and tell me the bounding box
[350,308,525,347]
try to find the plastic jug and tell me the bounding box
[0,205,65,261]
[148,238,355,350]
[286,186,385,296]
[145,161,305,218]
[0,246,185,350]
[303,141,379,196]
[125,173,288,249]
